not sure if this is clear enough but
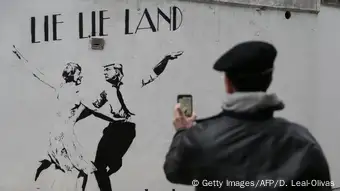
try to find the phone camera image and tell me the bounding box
[177,95,193,117]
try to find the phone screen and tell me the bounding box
[177,94,193,117]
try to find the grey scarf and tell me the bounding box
[222,92,285,114]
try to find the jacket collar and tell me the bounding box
[222,92,285,120]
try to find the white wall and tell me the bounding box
[315,5,340,188]
[0,0,339,190]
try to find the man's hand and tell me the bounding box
[173,103,196,131]
[119,108,135,119]
[166,51,184,60]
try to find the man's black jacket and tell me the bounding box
[163,109,332,191]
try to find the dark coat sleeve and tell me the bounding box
[163,126,201,185]
[298,144,333,191]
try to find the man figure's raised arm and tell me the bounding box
[141,51,183,87]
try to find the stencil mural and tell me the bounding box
[12,45,183,191]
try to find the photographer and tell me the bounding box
[163,41,332,191]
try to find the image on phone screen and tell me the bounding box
[177,94,193,117]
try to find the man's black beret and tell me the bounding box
[213,41,277,75]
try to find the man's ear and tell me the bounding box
[224,74,235,93]
[117,71,124,81]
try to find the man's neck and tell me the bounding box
[106,79,123,88]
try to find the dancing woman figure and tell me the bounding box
[14,57,114,191]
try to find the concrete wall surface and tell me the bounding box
[0,0,340,190]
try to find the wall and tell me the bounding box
[0,0,339,190]
[315,4,340,188]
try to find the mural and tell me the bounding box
[12,45,183,191]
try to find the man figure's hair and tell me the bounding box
[62,62,82,83]
[103,63,124,76]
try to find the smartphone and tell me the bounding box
[177,94,193,117]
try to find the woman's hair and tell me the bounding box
[62,62,82,83]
